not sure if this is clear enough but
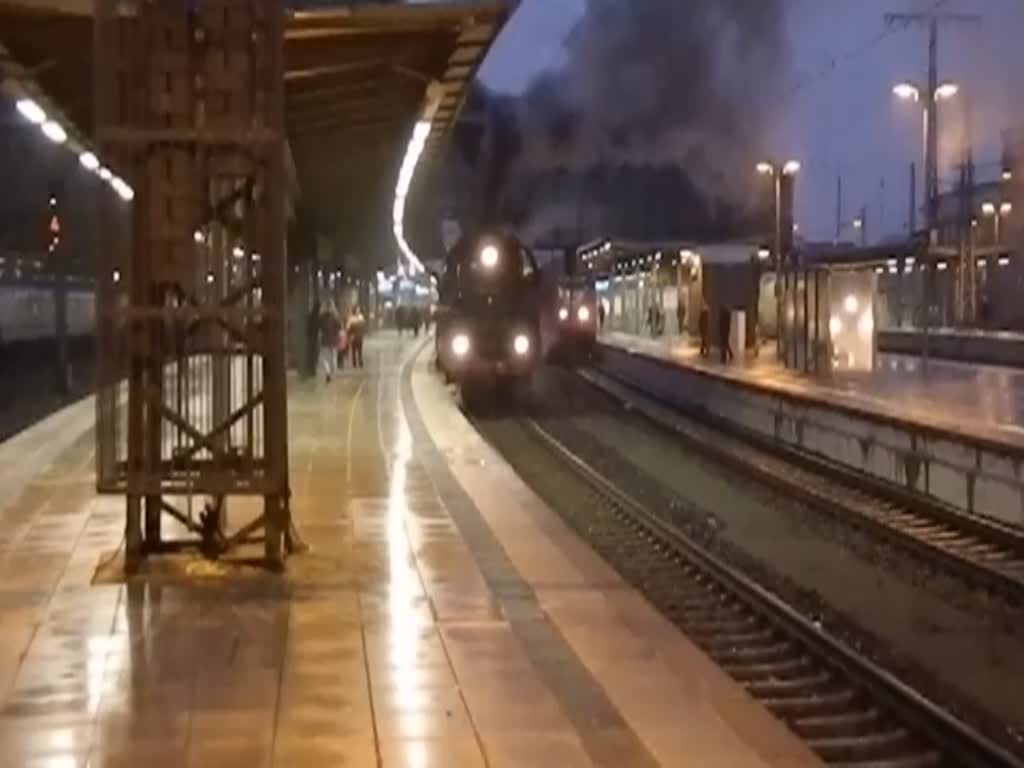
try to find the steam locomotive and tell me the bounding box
[434,230,553,389]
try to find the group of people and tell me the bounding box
[316,302,367,382]
[643,301,692,339]
[697,302,735,363]
[633,293,748,365]
[395,305,427,336]
[646,304,666,336]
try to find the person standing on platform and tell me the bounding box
[676,300,686,336]
[348,306,367,369]
[598,300,606,330]
[308,301,321,377]
[698,300,709,357]
[318,303,340,383]
[336,324,348,371]
[719,305,734,363]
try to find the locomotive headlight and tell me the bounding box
[577,305,591,323]
[480,244,500,269]
[451,333,471,358]
[513,333,531,356]
[558,307,569,322]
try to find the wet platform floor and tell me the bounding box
[604,331,1024,446]
[0,333,820,767]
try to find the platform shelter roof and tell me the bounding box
[0,0,511,269]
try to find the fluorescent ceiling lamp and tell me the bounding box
[16,98,46,124]
[112,178,134,201]
[79,151,100,171]
[41,120,67,144]
[98,167,113,181]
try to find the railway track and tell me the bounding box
[581,366,1024,604]
[501,414,1023,767]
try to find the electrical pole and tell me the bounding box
[48,189,69,396]
[577,173,585,243]
[955,153,977,325]
[909,161,916,234]
[879,176,886,236]
[885,11,981,232]
[834,176,842,244]
[886,10,981,372]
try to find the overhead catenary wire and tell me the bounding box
[779,0,952,105]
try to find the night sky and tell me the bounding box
[478,0,1024,243]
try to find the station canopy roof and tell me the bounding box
[796,238,927,269]
[0,0,510,270]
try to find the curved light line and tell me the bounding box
[393,120,432,274]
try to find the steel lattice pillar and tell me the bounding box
[94,0,289,570]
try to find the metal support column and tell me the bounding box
[95,0,290,570]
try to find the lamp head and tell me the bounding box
[893,82,920,102]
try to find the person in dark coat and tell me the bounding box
[318,304,340,382]
[980,297,992,329]
[698,301,710,357]
[347,306,367,368]
[719,305,733,363]
[308,302,321,377]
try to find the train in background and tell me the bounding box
[0,277,96,344]
[534,244,601,361]
[552,274,599,360]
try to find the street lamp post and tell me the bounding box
[893,80,958,372]
[757,160,800,361]
[981,201,1012,245]
[893,80,959,232]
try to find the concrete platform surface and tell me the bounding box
[603,331,1024,448]
[0,332,820,767]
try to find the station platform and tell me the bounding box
[0,332,818,767]
[601,331,1024,448]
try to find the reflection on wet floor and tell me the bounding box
[0,338,467,767]
[606,331,1024,438]
[0,334,819,767]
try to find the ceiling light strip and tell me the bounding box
[392,82,445,274]
[5,83,133,203]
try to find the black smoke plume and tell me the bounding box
[461,0,790,242]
